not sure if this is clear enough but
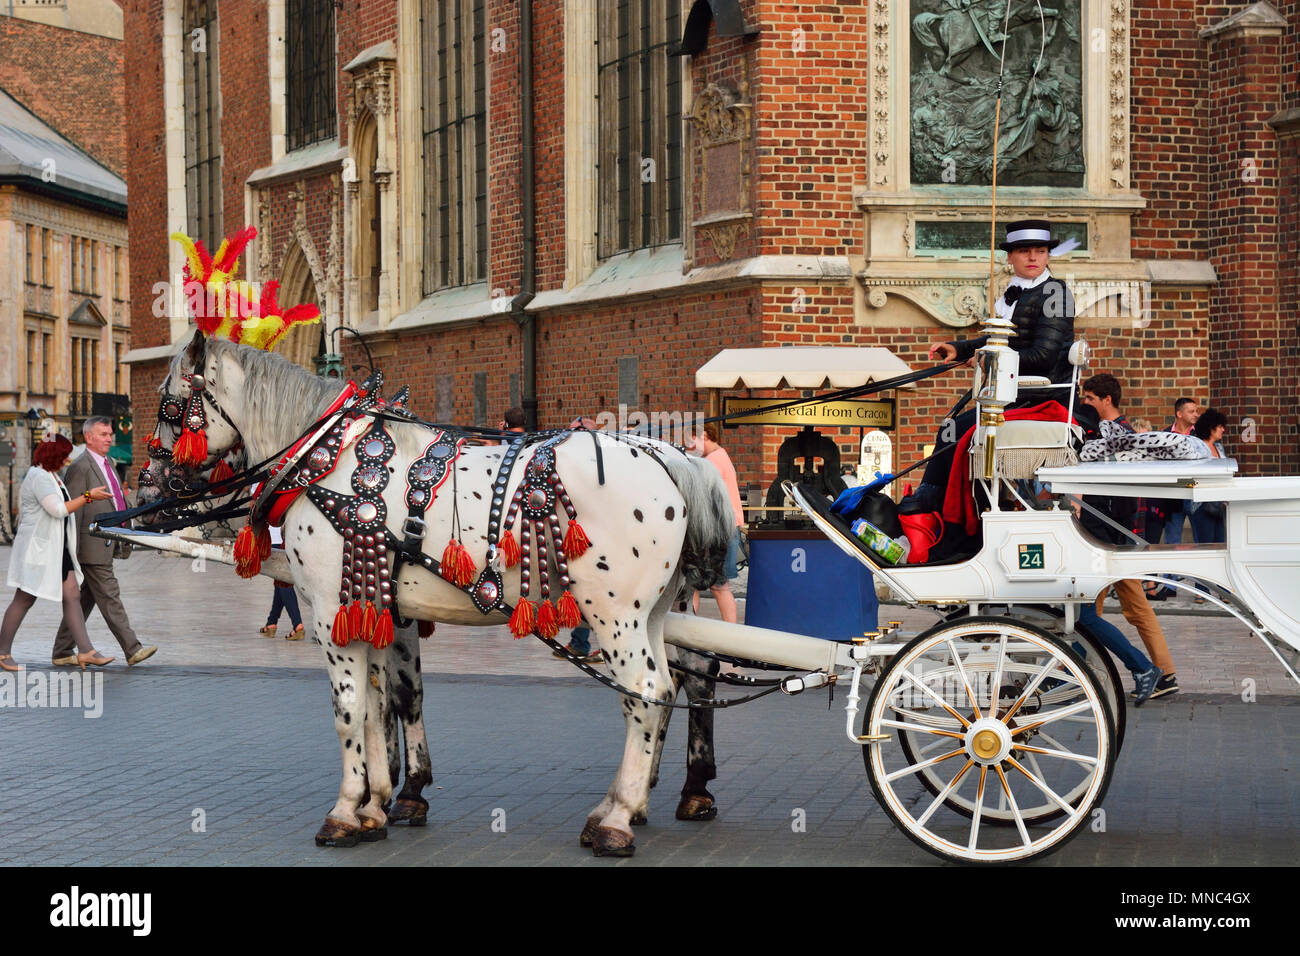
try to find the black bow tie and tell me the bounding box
[1003,286,1022,305]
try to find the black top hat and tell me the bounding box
[999,219,1054,252]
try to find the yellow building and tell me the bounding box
[0,85,129,487]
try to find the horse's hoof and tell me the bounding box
[675,794,718,822]
[630,811,648,827]
[358,819,388,843]
[314,818,361,848]
[389,797,429,827]
[591,826,636,858]
[578,815,602,848]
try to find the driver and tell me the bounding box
[906,219,1077,512]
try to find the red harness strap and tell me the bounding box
[255,382,360,527]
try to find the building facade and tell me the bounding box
[122,0,1299,488]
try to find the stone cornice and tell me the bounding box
[1266,107,1300,138]
[1199,1,1287,40]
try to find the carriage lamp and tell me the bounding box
[973,311,1020,480]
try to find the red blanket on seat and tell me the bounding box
[942,400,1075,535]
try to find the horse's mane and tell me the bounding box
[171,338,345,464]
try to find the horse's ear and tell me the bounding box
[184,329,207,367]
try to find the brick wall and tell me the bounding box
[0,14,125,176]
[751,1,868,257]
[1204,24,1286,474]
[122,0,167,353]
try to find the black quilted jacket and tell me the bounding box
[949,279,1076,384]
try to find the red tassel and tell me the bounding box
[371,609,394,649]
[418,620,435,638]
[564,521,591,559]
[439,540,463,584]
[500,529,521,568]
[348,601,363,637]
[332,605,351,647]
[508,599,536,638]
[455,547,477,588]
[173,427,207,468]
[537,600,560,639]
[361,601,378,644]
[557,591,581,629]
[233,524,261,578]
[257,526,272,560]
[210,459,235,485]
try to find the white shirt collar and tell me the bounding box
[1008,268,1052,290]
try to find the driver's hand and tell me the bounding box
[928,341,958,363]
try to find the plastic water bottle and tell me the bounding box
[851,518,906,565]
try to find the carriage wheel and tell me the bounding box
[863,616,1115,864]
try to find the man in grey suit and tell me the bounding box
[52,417,158,667]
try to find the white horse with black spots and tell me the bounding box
[140,332,733,856]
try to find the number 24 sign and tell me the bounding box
[1018,543,1045,570]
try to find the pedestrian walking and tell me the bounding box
[50,417,158,667]
[689,422,743,625]
[260,527,305,639]
[1080,374,1179,698]
[0,434,117,671]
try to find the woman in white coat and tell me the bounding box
[0,433,115,671]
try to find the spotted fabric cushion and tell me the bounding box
[1080,419,1211,462]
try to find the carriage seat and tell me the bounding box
[970,420,1082,480]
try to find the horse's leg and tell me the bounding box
[386,623,432,826]
[675,647,719,821]
[355,645,393,841]
[631,576,687,827]
[581,609,676,858]
[315,624,373,847]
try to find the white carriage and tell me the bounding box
[660,337,1300,864]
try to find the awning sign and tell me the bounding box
[724,397,895,430]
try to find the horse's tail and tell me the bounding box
[660,454,734,593]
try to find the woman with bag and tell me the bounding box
[0,434,117,671]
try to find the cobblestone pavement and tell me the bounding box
[0,547,1296,866]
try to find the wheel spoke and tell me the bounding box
[916,759,974,826]
[1001,658,1068,724]
[898,667,972,729]
[886,704,965,731]
[967,766,988,852]
[988,633,1008,720]
[1006,756,1083,823]
[1008,699,1094,735]
[1013,744,1099,766]
[879,718,965,740]
[994,764,1032,847]
[946,638,982,721]
[884,747,966,784]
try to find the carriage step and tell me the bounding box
[855,734,891,744]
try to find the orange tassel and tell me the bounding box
[508,599,536,638]
[257,526,272,560]
[332,605,351,647]
[348,601,363,637]
[173,427,207,468]
[361,601,378,643]
[557,591,581,629]
[210,459,235,485]
[371,609,394,649]
[536,600,560,639]
[233,524,261,577]
[564,521,591,559]
[500,529,521,567]
[418,620,435,638]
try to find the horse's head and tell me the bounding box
[138,330,245,527]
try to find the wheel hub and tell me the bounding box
[965,718,1013,765]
